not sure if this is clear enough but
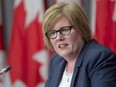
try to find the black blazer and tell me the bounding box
[45,39,116,87]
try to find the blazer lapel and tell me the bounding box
[50,59,67,87]
[70,55,83,87]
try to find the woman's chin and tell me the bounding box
[58,51,71,58]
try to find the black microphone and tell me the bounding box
[0,66,12,75]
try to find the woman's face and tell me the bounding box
[50,17,84,59]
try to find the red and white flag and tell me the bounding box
[91,0,116,53]
[0,3,6,87]
[6,0,49,87]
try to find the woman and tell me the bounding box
[42,1,116,87]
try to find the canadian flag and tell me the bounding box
[6,0,49,87]
[91,0,116,53]
[0,3,5,87]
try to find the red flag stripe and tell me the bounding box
[94,0,116,53]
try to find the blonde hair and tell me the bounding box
[42,1,92,50]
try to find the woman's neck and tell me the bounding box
[66,59,76,73]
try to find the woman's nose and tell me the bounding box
[56,32,64,40]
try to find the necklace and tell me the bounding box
[65,69,73,82]
[67,77,70,82]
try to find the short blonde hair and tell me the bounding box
[42,1,92,50]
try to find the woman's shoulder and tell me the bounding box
[85,39,115,55]
[82,39,116,66]
[82,40,116,79]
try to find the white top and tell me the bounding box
[59,68,73,87]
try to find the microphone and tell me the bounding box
[0,66,12,75]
